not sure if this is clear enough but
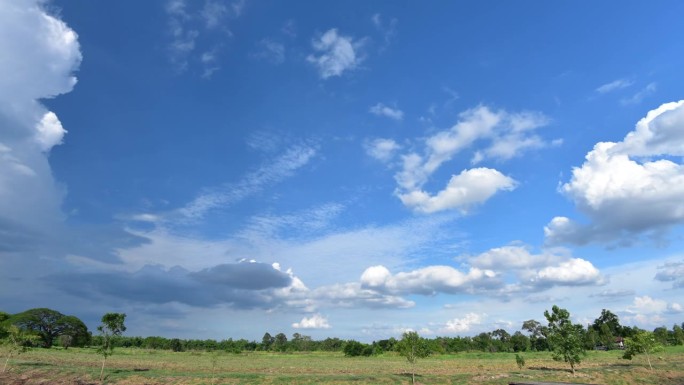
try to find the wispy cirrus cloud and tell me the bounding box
[165,0,244,77]
[595,78,633,94]
[178,143,318,221]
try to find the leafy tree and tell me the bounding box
[343,340,372,356]
[598,323,615,350]
[544,305,586,375]
[261,332,274,350]
[653,326,669,346]
[510,331,531,352]
[273,333,288,352]
[97,313,126,381]
[397,331,430,385]
[170,338,184,352]
[2,325,38,373]
[9,308,89,348]
[592,309,622,337]
[672,324,684,346]
[522,319,549,351]
[623,330,663,370]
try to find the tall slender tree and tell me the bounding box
[544,305,586,375]
[97,313,126,381]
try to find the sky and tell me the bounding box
[1,0,684,342]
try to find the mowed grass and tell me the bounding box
[2,346,684,384]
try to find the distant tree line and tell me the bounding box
[2,307,683,356]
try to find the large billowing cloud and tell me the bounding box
[546,100,684,246]
[0,0,81,247]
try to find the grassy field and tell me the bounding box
[1,346,684,384]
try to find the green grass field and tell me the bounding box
[2,346,684,384]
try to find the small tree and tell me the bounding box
[2,325,38,373]
[544,305,586,375]
[97,313,126,381]
[515,353,526,369]
[397,331,430,385]
[623,330,663,370]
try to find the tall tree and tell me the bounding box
[261,332,274,351]
[97,313,126,381]
[544,305,586,375]
[397,331,430,385]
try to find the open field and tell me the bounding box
[2,347,684,385]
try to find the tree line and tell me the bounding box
[2,307,683,355]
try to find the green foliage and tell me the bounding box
[2,325,39,373]
[510,331,531,352]
[544,305,586,375]
[9,308,89,348]
[343,340,372,357]
[97,312,127,380]
[515,353,525,369]
[623,330,664,370]
[592,309,623,337]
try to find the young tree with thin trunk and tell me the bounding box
[544,305,586,375]
[97,313,126,381]
[397,331,430,385]
[623,330,663,370]
[2,325,38,373]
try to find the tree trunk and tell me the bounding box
[100,356,106,381]
[411,370,415,385]
[570,361,575,375]
[646,351,653,370]
[3,353,11,373]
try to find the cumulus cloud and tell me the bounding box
[360,264,501,295]
[398,168,516,214]
[443,313,483,333]
[369,103,404,120]
[364,138,401,163]
[307,29,365,79]
[292,314,331,329]
[546,100,684,246]
[622,295,682,325]
[467,245,605,291]
[389,105,552,214]
[0,0,80,244]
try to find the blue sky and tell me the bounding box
[2,0,684,342]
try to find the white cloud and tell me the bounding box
[364,138,401,162]
[292,314,331,329]
[529,258,604,287]
[307,29,364,79]
[388,105,551,213]
[397,167,517,214]
[0,0,80,236]
[443,313,483,333]
[596,78,633,94]
[546,100,684,246]
[360,264,500,295]
[369,103,404,120]
[468,245,562,270]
